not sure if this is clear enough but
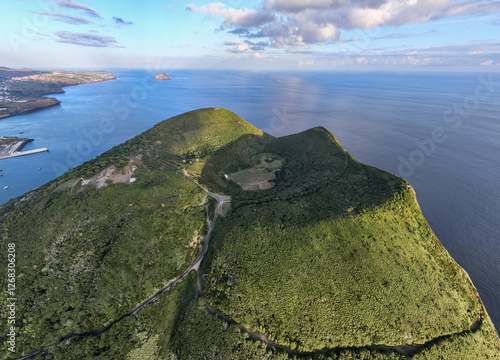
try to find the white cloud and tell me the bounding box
[282,41,500,68]
[186,3,274,27]
[31,11,92,25]
[223,39,269,54]
[264,0,500,29]
[53,0,102,19]
[54,31,123,47]
[224,40,243,46]
[189,0,500,49]
[480,59,494,65]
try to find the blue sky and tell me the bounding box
[2,0,500,70]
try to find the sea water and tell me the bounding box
[1,69,499,328]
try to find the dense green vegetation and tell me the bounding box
[0,169,206,357]
[203,191,480,349]
[46,272,197,360]
[199,126,494,352]
[171,296,500,360]
[1,108,498,359]
[0,109,263,358]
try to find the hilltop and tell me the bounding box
[0,67,115,119]
[0,108,498,359]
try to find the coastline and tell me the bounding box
[409,183,499,337]
[0,68,115,120]
[0,97,61,120]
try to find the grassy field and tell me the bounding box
[0,103,19,118]
[227,167,277,190]
[226,153,283,191]
[1,108,498,359]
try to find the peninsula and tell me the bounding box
[0,67,115,119]
[1,108,498,359]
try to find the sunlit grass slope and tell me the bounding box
[0,108,262,358]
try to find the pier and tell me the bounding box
[0,147,49,160]
[0,137,49,160]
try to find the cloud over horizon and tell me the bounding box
[186,3,275,28]
[187,0,500,49]
[113,17,133,26]
[32,11,92,25]
[289,40,500,68]
[53,0,102,19]
[53,31,123,47]
[224,39,269,54]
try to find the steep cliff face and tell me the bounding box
[14,97,61,114]
[0,98,61,119]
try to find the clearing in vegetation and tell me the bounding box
[227,153,283,191]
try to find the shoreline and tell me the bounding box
[0,68,115,120]
[0,98,61,120]
[409,184,499,337]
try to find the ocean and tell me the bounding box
[1,69,499,328]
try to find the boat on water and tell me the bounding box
[3,186,8,189]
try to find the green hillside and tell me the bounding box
[1,108,498,359]
[201,128,480,349]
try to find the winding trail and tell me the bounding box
[181,170,231,295]
[15,168,485,359]
[14,170,230,360]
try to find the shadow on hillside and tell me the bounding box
[192,129,487,357]
[198,128,407,224]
